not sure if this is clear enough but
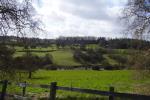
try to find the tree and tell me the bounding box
[0,0,42,79]
[14,53,53,79]
[123,0,150,94]
[109,54,127,67]
[73,49,104,65]
[14,52,41,79]
[0,0,42,37]
[0,45,15,80]
[126,49,150,96]
[123,0,150,39]
[123,0,150,68]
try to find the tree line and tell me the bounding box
[0,36,150,50]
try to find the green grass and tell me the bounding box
[14,46,82,66]
[51,50,81,66]
[15,46,57,51]
[5,70,150,99]
[14,50,82,66]
[86,44,99,49]
[13,46,138,66]
[14,52,25,57]
[28,70,135,92]
[28,46,57,51]
[14,46,24,51]
[103,54,118,65]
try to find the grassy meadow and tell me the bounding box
[4,45,149,99]
[5,70,150,99]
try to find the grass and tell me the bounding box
[28,70,132,89]
[3,70,150,99]
[26,70,141,92]
[103,54,118,65]
[14,45,135,66]
[14,46,81,66]
[6,46,149,99]
[86,44,99,49]
[51,50,81,66]
[14,49,81,66]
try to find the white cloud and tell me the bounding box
[33,0,127,39]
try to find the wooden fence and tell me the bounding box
[0,80,150,100]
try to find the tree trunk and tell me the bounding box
[28,71,32,79]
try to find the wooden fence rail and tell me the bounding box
[0,80,150,100]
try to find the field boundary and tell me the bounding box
[17,50,56,52]
[0,80,150,100]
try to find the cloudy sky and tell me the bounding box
[33,0,128,39]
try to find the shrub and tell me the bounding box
[73,49,104,64]
[92,66,100,70]
[108,54,127,67]
[44,65,57,70]
[101,60,110,66]
[105,66,114,70]
[0,45,16,80]
[13,52,42,78]
[40,53,53,66]
[97,47,107,54]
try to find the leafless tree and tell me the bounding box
[0,0,42,37]
[123,1,150,93]
[0,0,43,80]
[123,0,150,39]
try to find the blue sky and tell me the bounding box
[33,0,127,39]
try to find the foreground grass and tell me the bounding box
[26,70,144,92]
[3,70,150,99]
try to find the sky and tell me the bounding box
[33,0,128,39]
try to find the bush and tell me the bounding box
[40,53,53,66]
[30,45,36,49]
[105,66,114,70]
[92,66,100,70]
[101,60,110,66]
[0,45,16,80]
[97,47,107,54]
[108,54,127,66]
[44,65,57,70]
[73,49,104,64]
[113,64,126,70]
[13,52,42,78]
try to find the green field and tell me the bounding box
[51,50,81,66]
[9,46,150,99]
[14,45,83,66]
[27,70,134,92]
[15,49,81,66]
[6,70,149,99]
[14,46,126,66]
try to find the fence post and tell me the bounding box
[109,86,114,100]
[22,81,26,96]
[49,82,57,100]
[1,80,8,100]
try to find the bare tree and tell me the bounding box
[123,0,150,94]
[0,0,42,37]
[0,0,43,80]
[123,0,150,39]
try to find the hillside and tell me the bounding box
[14,45,135,67]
